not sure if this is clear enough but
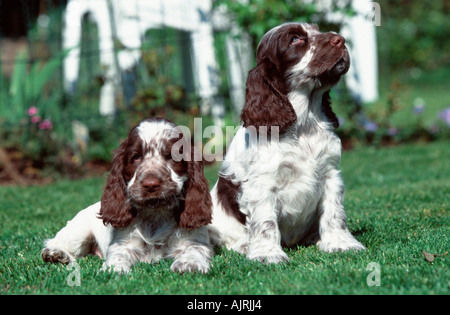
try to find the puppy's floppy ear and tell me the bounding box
[99,141,135,228]
[241,61,297,135]
[321,90,339,129]
[179,158,212,231]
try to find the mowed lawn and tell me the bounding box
[0,141,448,295]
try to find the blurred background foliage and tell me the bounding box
[366,0,450,146]
[377,0,450,72]
[215,0,353,50]
[218,0,450,148]
[0,0,449,183]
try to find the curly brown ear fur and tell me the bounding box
[179,159,212,230]
[321,90,339,129]
[241,61,297,135]
[99,141,135,228]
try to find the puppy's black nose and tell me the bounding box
[142,176,161,192]
[330,35,345,48]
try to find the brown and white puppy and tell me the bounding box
[42,118,213,273]
[208,23,365,264]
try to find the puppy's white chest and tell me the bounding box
[239,139,320,200]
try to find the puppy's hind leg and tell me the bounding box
[42,202,111,264]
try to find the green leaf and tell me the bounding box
[10,50,28,119]
[28,48,72,102]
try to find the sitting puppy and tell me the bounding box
[208,23,365,263]
[42,117,213,273]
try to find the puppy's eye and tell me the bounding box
[131,153,142,162]
[291,36,304,46]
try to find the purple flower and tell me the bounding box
[363,121,378,133]
[387,127,398,136]
[39,119,53,130]
[438,108,450,127]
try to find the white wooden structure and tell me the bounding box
[63,0,223,122]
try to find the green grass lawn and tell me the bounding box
[1,141,449,295]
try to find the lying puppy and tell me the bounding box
[208,23,365,263]
[42,117,213,273]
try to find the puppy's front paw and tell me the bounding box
[171,259,210,274]
[319,241,366,253]
[318,233,366,253]
[41,248,73,264]
[101,262,131,274]
[247,247,290,264]
[230,240,249,255]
